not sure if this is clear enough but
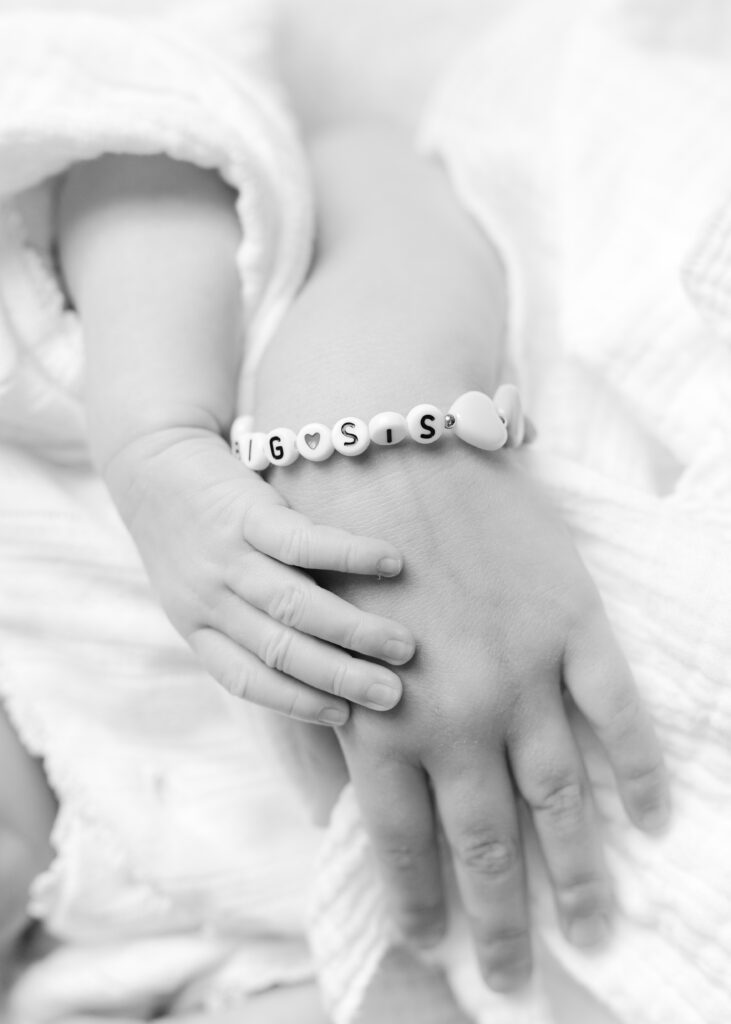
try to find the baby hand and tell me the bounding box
[103,428,415,725]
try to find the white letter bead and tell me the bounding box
[296,422,335,462]
[231,419,269,471]
[449,391,507,451]
[493,384,525,447]
[266,428,299,466]
[240,433,270,471]
[332,417,370,456]
[369,411,408,446]
[406,404,444,444]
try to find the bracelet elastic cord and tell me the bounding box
[231,387,528,471]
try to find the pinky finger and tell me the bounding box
[243,503,403,576]
[564,616,671,833]
[190,628,350,727]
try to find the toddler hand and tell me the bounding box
[105,429,415,725]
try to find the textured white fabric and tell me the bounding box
[0,0,313,461]
[312,2,731,1023]
[0,1,319,1019]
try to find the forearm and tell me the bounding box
[58,154,242,475]
[255,126,509,545]
[255,125,505,430]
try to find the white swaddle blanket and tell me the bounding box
[0,0,729,1020]
[312,2,731,1023]
[0,1,323,1019]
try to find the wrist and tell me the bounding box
[98,424,230,527]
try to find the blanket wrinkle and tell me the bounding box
[0,0,313,463]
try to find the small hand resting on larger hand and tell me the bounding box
[57,153,414,727]
[255,125,671,992]
[102,429,415,725]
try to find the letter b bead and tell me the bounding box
[266,428,299,466]
[332,417,370,456]
[406,403,445,444]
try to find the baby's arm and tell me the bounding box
[57,154,415,725]
[256,126,671,989]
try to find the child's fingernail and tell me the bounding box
[640,800,671,833]
[376,556,402,577]
[318,707,348,726]
[365,678,401,710]
[382,638,415,664]
[567,912,611,948]
[486,964,531,992]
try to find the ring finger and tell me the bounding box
[509,699,612,948]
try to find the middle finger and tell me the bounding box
[434,755,532,992]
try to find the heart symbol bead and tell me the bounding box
[493,384,525,447]
[448,391,507,451]
[304,432,320,449]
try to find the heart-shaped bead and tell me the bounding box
[296,422,334,462]
[448,391,507,451]
[493,384,525,447]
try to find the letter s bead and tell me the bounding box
[332,417,370,457]
[266,428,299,466]
[406,404,444,444]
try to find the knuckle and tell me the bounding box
[280,526,311,567]
[600,690,643,739]
[261,629,293,673]
[269,585,308,629]
[533,779,586,834]
[455,830,520,878]
[341,615,368,654]
[379,838,430,876]
[329,658,351,699]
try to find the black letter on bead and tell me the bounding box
[247,438,253,461]
[386,428,393,444]
[269,435,284,460]
[341,421,358,446]
[419,414,436,440]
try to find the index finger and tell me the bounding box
[242,503,403,577]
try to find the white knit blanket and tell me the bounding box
[312,2,731,1023]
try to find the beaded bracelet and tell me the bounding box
[231,387,528,470]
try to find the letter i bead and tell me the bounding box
[406,403,445,444]
[231,417,269,471]
[266,428,299,466]
[296,422,335,462]
[332,417,370,456]
[368,411,408,446]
